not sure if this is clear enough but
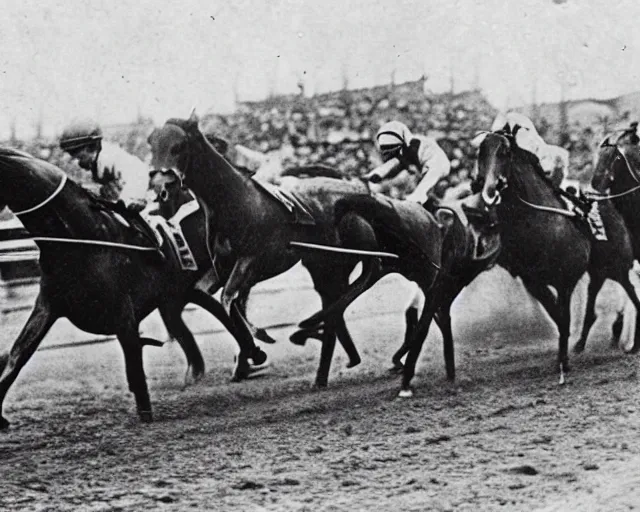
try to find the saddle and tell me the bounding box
[91,198,165,260]
[251,178,316,226]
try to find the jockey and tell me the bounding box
[491,112,569,184]
[60,119,151,212]
[365,121,451,204]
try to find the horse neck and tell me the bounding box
[506,152,561,207]
[611,161,640,227]
[184,141,259,231]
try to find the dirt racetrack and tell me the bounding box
[1,264,640,511]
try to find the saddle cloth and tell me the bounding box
[586,201,608,241]
[138,195,201,271]
[251,178,316,226]
[562,193,608,242]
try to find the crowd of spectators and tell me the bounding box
[1,78,631,204]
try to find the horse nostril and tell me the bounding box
[160,189,169,201]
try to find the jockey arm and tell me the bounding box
[405,143,451,203]
[363,157,404,183]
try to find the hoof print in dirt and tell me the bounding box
[508,465,539,476]
[232,480,264,490]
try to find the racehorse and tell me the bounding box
[148,113,385,388]
[476,130,640,382]
[588,133,640,351]
[297,192,501,396]
[147,168,274,376]
[591,133,640,263]
[0,147,265,428]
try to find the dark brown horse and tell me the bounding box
[298,192,501,396]
[476,131,640,382]
[588,133,640,351]
[148,113,381,388]
[147,168,272,378]
[0,147,265,428]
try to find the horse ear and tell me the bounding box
[599,135,611,148]
[188,107,199,125]
[471,132,488,148]
[147,128,157,146]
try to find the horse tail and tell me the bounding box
[334,195,407,243]
[334,194,441,264]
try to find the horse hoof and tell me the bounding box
[254,328,277,345]
[289,330,308,346]
[388,364,404,374]
[346,356,361,369]
[313,380,328,390]
[398,388,414,399]
[138,410,153,423]
[0,416,10,430]
[251,349,268,366]
[573,343,585,354]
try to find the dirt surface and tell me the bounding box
[1,266,640,511]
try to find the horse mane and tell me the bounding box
[622,146,640,174]
[0,146,38,160]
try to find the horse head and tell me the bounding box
[592,134,640,193]
[149,112,231,194]
[474,131,513,207]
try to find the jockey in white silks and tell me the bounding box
[365,121,451,204]
[491,112,569,185]
[364,121,452,315]
[60,120,151,211]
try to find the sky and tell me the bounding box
[1,0,639,139]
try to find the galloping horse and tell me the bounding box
[476,130,640,382]
[587,133,640,352]
[592,133,640,263]
[298,192,501,396]
[148,113,381,388]
[0,147,265,428]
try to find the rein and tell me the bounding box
[30,236,159,252]
[517,197,576,217]
[12,169,158,253]
[13,173,68,216]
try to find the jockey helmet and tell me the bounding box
[376,121,412,161]
[60,120,103,152]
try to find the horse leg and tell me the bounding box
[0,293,57,430]
[220,256,256,316]
[399,292,438,398]
[335,316,361,369]
[520,278,561,325]
[117,297,154,423]
[158,303,205,388]
[235,288,277,345]
[611,311,624,349]
[573,274,605,354]
[389,305,419,374]
[556,287,574,385]
[190,287,267,380]
[438,304,456,382]
[617,278,640,353]
[298,256,383,330]
[229,302,270,382]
